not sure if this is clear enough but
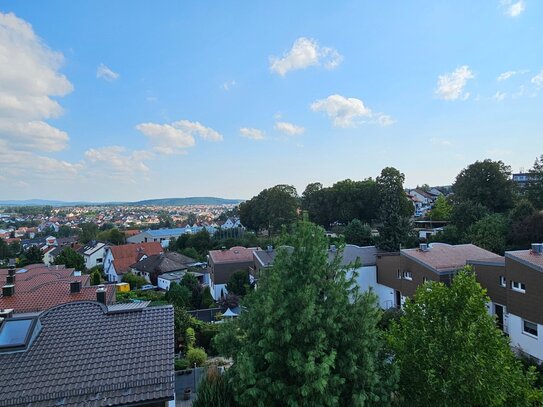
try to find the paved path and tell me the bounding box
[174,368,205,406]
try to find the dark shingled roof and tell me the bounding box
[130,251,197,274]
[0,301,174,407]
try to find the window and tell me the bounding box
[96,258,103,264]
[397,270,402,279]
[403,271,413,281]
[423,277,429,283]
[523,320,538,337]
[511,281,526,293]
[499,276,506,287]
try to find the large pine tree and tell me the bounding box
[220,221,397,406]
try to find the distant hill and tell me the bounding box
[131,197,243,206]
[0,197,243,207]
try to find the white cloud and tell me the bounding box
[0,12,73,152]
[84,146,151,180]
[430,137,452,146]
[435,65,474,101]
[221,80,237,91]
[493,91,506,101]
[376,114,395,126]
[240,127,265,140]
[269,37,343,76]
[274,121,305,136]
[501,0,525,17]
[96,63,119,81]
[136,119,222,154]
[531,69,543,87]
[310,94,373,127]
[497,70,526,81]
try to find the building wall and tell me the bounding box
[103,250,119,282]
[505,257,543,325]
[211,260,254,285]
[348,265,395,309]
[85,247,106,269]
[472,263,507,305]
[508,313,543,362]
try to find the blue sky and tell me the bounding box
[0,0,542,201]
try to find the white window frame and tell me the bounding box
[403,271,413,281]
[523,319,538,338]
[511,281,526,293]
[499,276,506,288]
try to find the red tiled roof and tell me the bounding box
[123,229,141,237]
[0,283,115,314]
[0,264,115,313]
[109,242,163,274]
[402,243,502,272]
[209,246,260,264]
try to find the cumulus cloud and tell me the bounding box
[274,121,305,136]
[435,65,474,100]
[310,94,373,127]
[497,70,528,81]
[240,127,265,140]
[531,69,543,87]
[84,146,151,180]
[501,0,525,17]
[96,63,119,81]
[136,120,222,154]
[376,114,395,126]
[221,80,237,91]
[0,12,73,153]
[269,37,343,76]
[493,91,506,101]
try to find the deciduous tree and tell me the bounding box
[389,268,535,406]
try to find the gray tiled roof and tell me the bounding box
[0,301,174,407]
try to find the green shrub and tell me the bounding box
[174,358,189,371]
[192,367,234,407]
[187,347,207,367]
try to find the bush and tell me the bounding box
[197,325,220,355]
[175,358,189,371]
[192,367,235,407]
[122,273,147,290]
[187,347,207,367]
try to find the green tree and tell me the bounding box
[226,269,251,296]
[376,167,414,252]
[526,155,543,209]
[453,159,515,213]
[450,200,489,231]
[468,214,508,254]
[20,245,44,266]
[79,222,98,244]
[187,347,207,366]
[389,268,535,406]
[57,225,74,238]
[429,195,452,221]
[343,219,373,246]
[122,273,147,290]
[508,212,543,249]
[218,221,397,406]
[54,247,86,271]
[239,184,299,235]
[509,199,536,223]
[165,282,191,308]
[90,269,101,285]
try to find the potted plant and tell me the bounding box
[183,387,191,400]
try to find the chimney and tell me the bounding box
[6,275,15,285]
[267,245,273,252]
[96,285,106,304]
[419,243,429,252]
[8,268,15,277]
[70,280,81,294]
[2,285,15,297]
[531,243,543,255]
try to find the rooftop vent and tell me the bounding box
[419,243,429,252]
[532,243,543,255]
[70,281,81,294]
[96,286,106,304]
[6,275,15,285]
[0,309,13,320]
[2,285,14,297]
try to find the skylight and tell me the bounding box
[0,319,34,349]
